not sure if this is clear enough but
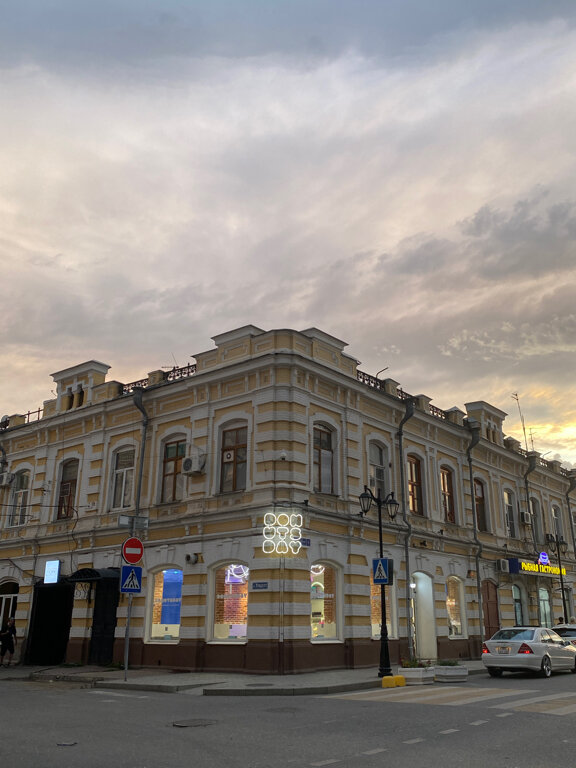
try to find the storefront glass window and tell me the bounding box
[213,564,249,640]
[446,577,463,636]
[150,568,183,641]
[310,564,337,640]
[513,585,524,625]
[370,582,392,638]
[539,587,552,627]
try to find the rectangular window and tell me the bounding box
[504,490,516,538]
[112,449,135,509]
[161,440,186,503]
[311,564,338,640]
[407,456,422,515]
[446,578,463,636]
[313,428,333,494]
[150,569,183,640]
[474,479,488,532]
[213,564,249,640]
[440,468,455,524]
[220,428,248,493]
[369,443,386,499]
[9,473,29,526]
[57,460,78,519]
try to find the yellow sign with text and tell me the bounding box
[519,560,566,576]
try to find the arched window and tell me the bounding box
[0,582,19,627]
[370,581,395,639]
[446,576,465,637]
[112,448,135,509]
[310,563,339,640]
[512,585,525,625]
[220,426,248,493]
[551,505,564,539]
[213,563,249,640]
[57,459,79,519]
[407,455,423,515]
[539,587,552,627]
[313,427,334,494]
[149,567,183,642]
[440,467,456,524]
[368,442,387,499]
[474,479,489,532]
[9,471,30,527]
[503,489,517,538]
[161,439,186,502]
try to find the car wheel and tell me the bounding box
[540,656,552,678]
[488,668,503,678]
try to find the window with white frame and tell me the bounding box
[474,478,489,532]
[513,584,525,625]
[369,442,387,499]
[310,563,338,640]
[149,568,183,641]
[539,587,552,627]
[220,427,247,493]
[446,576,465,637]
[213,563,249,640]
[9,471,30,526]
[407,455,423,515]
[551,505,564,539]
[0,582,19,627]
[504,489,517,538]
[112,448,135,509]
[313,427,334,494]
[57,459,79,519]
[440,467,456,524]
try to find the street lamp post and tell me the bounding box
[359,485,400,677]
[546,532,569,620]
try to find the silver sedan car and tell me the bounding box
[482,626,576,678]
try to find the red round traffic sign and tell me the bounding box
[122,537,144,564]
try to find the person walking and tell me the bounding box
[0,617,17,667]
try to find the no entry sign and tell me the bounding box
[122,537,144,564]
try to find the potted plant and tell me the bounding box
[434,658,469,683]
[399,657,435,685]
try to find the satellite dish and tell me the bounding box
[0,415,9,427]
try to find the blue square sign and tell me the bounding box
[372,558,393,585]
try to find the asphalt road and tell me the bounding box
[4,670,576,768]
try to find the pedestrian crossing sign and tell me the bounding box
[372,558,393,585]
[120,565,143,594]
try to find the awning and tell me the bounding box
[65,567,120,583]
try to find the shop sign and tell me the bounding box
[262,511,303,554]
[508,556,566,577]
[251,582,269,590]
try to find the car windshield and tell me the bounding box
[491,628,535,641]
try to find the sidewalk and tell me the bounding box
[0,659,486,696]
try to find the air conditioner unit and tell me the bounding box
[182,450,206,476]
[497,558,510,573]
[521,512,532,525]
[0,472,14,487]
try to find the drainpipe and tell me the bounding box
[397,397,415,660]
[466,418,483,644]
[132,387,149,537]
[523,453,539,556]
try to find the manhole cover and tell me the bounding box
[172,719,217,728]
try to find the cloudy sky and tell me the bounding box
[2,1,576,464]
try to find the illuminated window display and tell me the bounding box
[370,582,392,639]
[150,568,183,640]
[310,564,337,640]
[446,576,463,636]
[214,564,249,640]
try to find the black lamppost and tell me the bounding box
[546,532,569,620]
[359,485,400,677]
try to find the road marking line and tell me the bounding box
[469,720,489,726]
[89,691,149,699]
[310,761,340,766]
[362,748,387,754]
[403,738,425,744]
[495,712,514,717]
[439,729,459,734]
[491,692,576,709]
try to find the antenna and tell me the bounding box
[511,393,529,452]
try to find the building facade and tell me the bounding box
[1,325,575,673]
